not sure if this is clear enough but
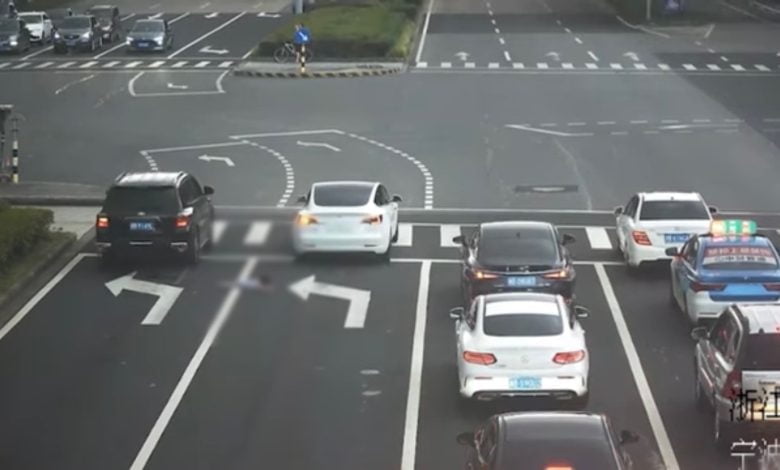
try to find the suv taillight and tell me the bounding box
[691,281,726,292]
[463,351,496,365]
[631,231,651,246]
[362,214,383,225]
[553,350,585,364]
[722,369,741,400]
[175,214,190,229]
[96,215,109,229]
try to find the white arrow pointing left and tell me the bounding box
[199,45,229,55]
[198,155,235,166]
[289,275,370,328]
[105,272,183,325]
[623,51,639,61]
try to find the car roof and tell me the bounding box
[735,304,780,334]
[639,191,702,201]
[89,5,116,9]
[312,181,377,189]
[500,412,609,439]
[482,293,563,315]
[18,11,45,15]
[699,235,773,248]
[114,172,184,187]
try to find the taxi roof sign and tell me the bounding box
[710,219,757,236]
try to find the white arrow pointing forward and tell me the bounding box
[199,45,229,55]
[545,51,560,61]
[257,11,281,17]
[289,275,370,328]
[105,272,183,325]
[205,12,219,18]
[454,51,469,61]
[167,83,188,89]
[198,155,235,166]
[623,51,639,61]
[296,141,341,152]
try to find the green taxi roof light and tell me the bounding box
[710,219,757,236]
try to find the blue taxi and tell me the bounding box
[666,220,780,324]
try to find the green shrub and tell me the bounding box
[0,208,53,271]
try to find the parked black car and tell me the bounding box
[0,18,31,54]
[52,15,102,53]
[455,221,577,306]
[86,4,121,42]
[95,172,215,264]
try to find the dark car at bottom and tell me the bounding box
[456,221,577,305]
[456,412,662,470]
[95,172,215,264]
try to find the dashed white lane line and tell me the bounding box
[489,62,500,68]
[494,27,500,34]
[512,62,524,69]
[491,18,496,25]
[630,120,648,124]
[140,150,159,172]
[731,64,745,71]
[756,64,771,72]
[658,63,670,70]
[243,140,295,207]
[707,63,721,70]
[597,121,616,125]
[243,221,272,245]
[574,36,583,44]
[585,63,598,69]
[610,63,623,69]
[595,265,680,470]
[211,220,228,244]
[503,51,511,62]
[682,63,696,70]
[587,50,599,61]
[414,0,434,64]
[564,27,572,33]
[586,227,612,250]
[394,223,414,247]
[439,225,462,247]
[498,37,505,45]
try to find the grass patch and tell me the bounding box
[255,2,419,60]
[0,231,74,296]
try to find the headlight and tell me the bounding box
[155,35,164,44]
[81,32,91,39]
[126,37,133,44]
[53,31,60,39]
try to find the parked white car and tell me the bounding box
[17,12,53,44]
[451,292,590,407]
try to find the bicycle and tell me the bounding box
[273,42,313,64]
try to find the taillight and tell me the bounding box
[175,215,190,229]
[543,268,570,279]
[96,215,109,229]
[722,369,741,400]
[764,283,780,291]
[632,230,651,246]
[296,213,318,226]
[690,281,726,292]
[463,351,497,365]
[362,214,383,225]
[553,350,585,364]
[472,269,498,280]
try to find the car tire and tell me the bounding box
[185,230,201,265]
[568,392,589,410]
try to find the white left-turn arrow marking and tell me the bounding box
[199,45,228,55]
[105,272,183,325]
[296,141,341,152]
[289,275,370,328]
[198,155,235,166]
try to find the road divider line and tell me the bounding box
[168,11,246,58]
[585,227,612,249]
[400,261,431,470]
[244,221,272,245]
[439,224,461,247]
[415,0,435,65]
[394,223,414,247]
[34,61,54,68]
[595,264,680,470]
[212,220,228,244]
[129,257,258,470]
[21,45,53,59]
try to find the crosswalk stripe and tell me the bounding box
[148,60,166,68]
[172,61,188,68]
[35,61,54,69]
[0,62,9,69]
[394,223,413,247]
[562,62,574,69]
[57,61,76,68]
[125,61,143,68]
[79,61,98,68]
[585,62,598,69]
[658,63,670,70]
[440,225,462,247]
[755,64,770,71]
[12,62,31,69]
[465,62,475,68]
[610,63,622,69]
[537,62,548,69]
[441,62,452,68]
[212,220,228,244]
[244,221,272,245]
[488,62,499,69]
[634,63,647,70]
[512,62,523,69]
[682,63,696,70]
[416,62,428,68]
[217,61,233,68]
[103,60,120,68]
[195,61,210,68]
[707,64,721,70]
[585,227,612,250]
[731,64,745,71]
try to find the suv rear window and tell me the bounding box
[104,187,179,213]
[313,185,372,207]
[639,200,710,220]
[743,334,780,370]
[702,245,778,270]
[483,314,562,336]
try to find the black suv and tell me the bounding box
[96,172,215,264]
[86,4,122,42]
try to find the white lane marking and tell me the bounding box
[168,12,246,58]
[21,45,53,59]
[400,261,431,470]
[610,63,623,69]
[494,27,500,34]
[682,63,696,70]
[490,18,496,25]
[103,60,121,67]
[706,63,721,70]
[704,23,715,38]
[200,1,212,7]
[586,227,612,249]
[439,225,462,247]
[231,129,341,139]
[731,64,745,71]
[658,63,670,70]
[393,223,413,247]
[498,37,505,45]
[598,121,616,125]
[562,62,574,69]
[414,0,436,65]
[296,141,341,152]
[415,61,428,68]
[144,141,247,154]
[147,60,166,68]
[11,62,31,69]
[212,220,228,244]
[35,61,54,68]
[129,257,258,470]
[94,40,127,58]
[585,62,598,69]
[243,221,272,245]
[0,62,9,69]
[78,61,98,68]
[693,118,711,123]
[720,55,729,62]
[506,124,593,137]
[171,61,188,68]
[595,264,680,470]
[54,74,96,95]
[194,61,210,68]
[0,254,95,342]
[243,141,295,207]
[218,60,233,67]
[719,0,762,19]
[564,27,572,33]
[488,62,499,68]
[587,50,599,61]
[615,15,670,38]
[537,62,549,69]
[574,36,583,44]
[125,61,143,68]
[465,62,475,68]
[661,119,679,124]
[512,62,524,68]
[127,71,143,96]
[440,61,452,68]
[634,63,647,70]
[755,64,770,71]
[630,120,647,124]
[57,61,77,68]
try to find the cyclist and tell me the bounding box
[292,23,311,64]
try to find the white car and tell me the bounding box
[17,12,53,44]
[291,181,401,259]
[450,292,590,407]
[614,191,717,268]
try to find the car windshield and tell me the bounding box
[313,185,372,206]
[19,15,42,24]
[103,187,180,213]
[483,313,562,336]
[132,21,163,32]
[639,200,710,220]
[477,227,558,266]
[59,17,91,29]
[701,245,779,270]
[499,439,620,470]
[89,9,113,18]
[743,334,780,370]
[0,19,19,32]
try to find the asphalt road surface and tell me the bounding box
[3,0,780,467]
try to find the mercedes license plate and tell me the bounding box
[664,233,689,244]
[507,276,536,287]
[130,221,155,232]
[509,377,541,389]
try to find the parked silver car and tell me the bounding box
[125,19,172,52]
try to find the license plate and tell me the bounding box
[664,233,689,244]
[507,276,536,287]
[509,376,541,389]
[138,42,149,47]
[130,221,155,231]
[65,40,76,46]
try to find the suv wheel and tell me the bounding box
[185,230,201,265]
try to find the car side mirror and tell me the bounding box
[449,307,464,320]
[709,205,718,214]
[665,247,679,256]
[203,186,214,195]
[456,432,475,447]
[392,194,402,203]
[574,305,589,319]
[297,195,307,203]
[453,235,465,246]
[619,430,639,445]
[562,233,576,245]
[690,326,709,342]
[613,206,623,216]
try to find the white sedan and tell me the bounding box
[614,191,717,268]
[450,292,590,407]
[291,181,401,259]
[18,12,53,44]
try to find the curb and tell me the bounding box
[233,66,404,78]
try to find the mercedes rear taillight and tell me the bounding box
[553,350,586,364]
[463,351,497,365]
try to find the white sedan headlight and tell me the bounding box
[53,31,61,39]
[155,35,164,44]
[125,36,133,44]
[81,32,91,39]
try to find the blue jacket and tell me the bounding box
[293,27,311,45]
